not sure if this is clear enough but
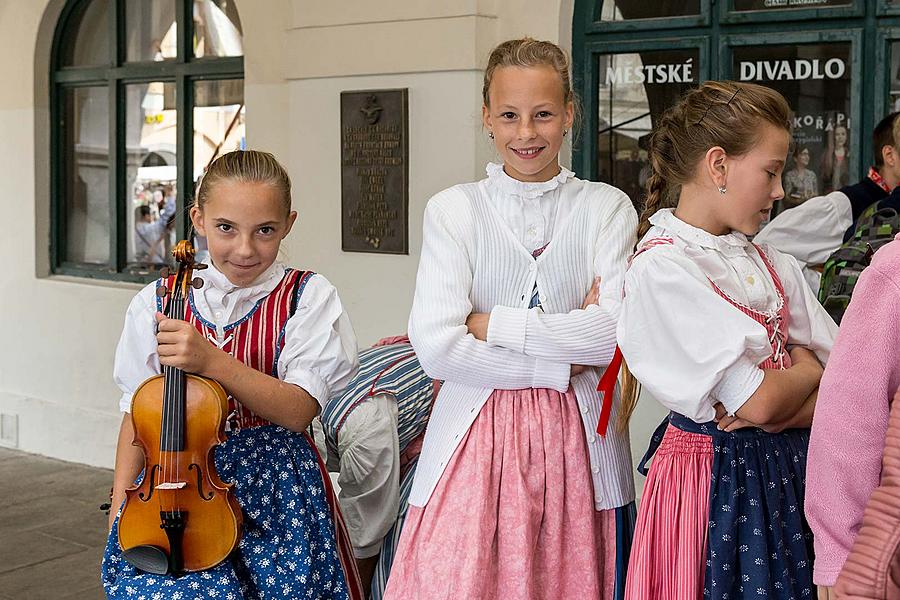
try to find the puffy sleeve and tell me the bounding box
[616,247,772,422]
[764,246,838,365]
[277,274,360,408]
[408,190,571,391]
[754,192,851,267]
[113,282,163,413]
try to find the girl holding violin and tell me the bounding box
[101,150,364,599]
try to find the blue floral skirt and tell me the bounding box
[102,425,355,599]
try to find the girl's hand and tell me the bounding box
[817,586,834,600]
[465,313,490,341]
[714,402,758,432]
[582,277,601,309]
[155,312,216,375]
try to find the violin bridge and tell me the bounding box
[155,482,187,490]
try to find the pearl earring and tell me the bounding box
[718,186,727,194]
[563,129,568,137]
[488,131,494,140]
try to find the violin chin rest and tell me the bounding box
[122,545,170,575]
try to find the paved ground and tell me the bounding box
[0,446,109,599]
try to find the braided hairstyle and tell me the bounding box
[617,80,792,432]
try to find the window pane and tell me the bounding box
[598,0,700,21]
[733,0,851,10]
[890,41,900,112]
[194,0,243,58]
[193,79,245,177]
[64,87,110,264]
[125,82,178,268]
[61,0,109,66]
[597,49,699,209]
[193,79,245,257]
[733,43,852,213]
[126,0,176,62]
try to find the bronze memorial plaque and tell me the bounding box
[340,89,409,254]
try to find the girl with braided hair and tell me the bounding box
[615,82,837,599]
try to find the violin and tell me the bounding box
[118,240,243,575]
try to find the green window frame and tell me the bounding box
[50,0,244,282]
[574,0,900,186]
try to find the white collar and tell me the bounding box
[649,209,752,256]
[485,162,574,200]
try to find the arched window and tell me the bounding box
[51,0,245,280]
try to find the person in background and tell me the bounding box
[134,188,175,264]
[782,144,819,209]
[806,230,900,599]
[755,112,900,290]
[318,335,437,599]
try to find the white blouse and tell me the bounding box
[113,262,359,413]
[485,162,577,251]
[617,209,837,423]
[408,163,638,510]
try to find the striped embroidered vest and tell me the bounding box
[157,268,315,429]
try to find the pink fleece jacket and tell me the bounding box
[806,234,900,586]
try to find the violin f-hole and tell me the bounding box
[138,464,160,502]
[188,463,214,501]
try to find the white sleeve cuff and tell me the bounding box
[531,359,571,392]
[119,393,133,413]
[713,356,765,416]
[283,369,330,409]
[486,305,528,353]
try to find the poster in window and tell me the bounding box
[733,42,852,214]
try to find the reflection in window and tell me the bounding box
[193,79,245,175]
[193,0,243,58]
[192,79,245,257]
[61,0,109,66]
[890,42,900,112]
[126,83,178,268]
[732,0,851,11]
[597,49,699,209]
[598,0,699,21]
[52,0,244,278]
[733,43,851,211]
[126,0,176,62]
[64,87,110,264]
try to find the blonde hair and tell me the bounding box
[194,150,292,214]
[618,81,792,431]
[482,37,581,131]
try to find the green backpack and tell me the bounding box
[818,204,900,324]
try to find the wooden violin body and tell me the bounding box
[117,240,243,575]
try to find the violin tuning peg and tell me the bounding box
[159,266,170,278]
[192,277,204,289]
[156,285,168,298]
[194,263,208,271]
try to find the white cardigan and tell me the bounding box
[407,170,637,510]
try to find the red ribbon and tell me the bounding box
[596,346,624,437]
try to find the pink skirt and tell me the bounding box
[383,387,616,600]
[624,425,712,600]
